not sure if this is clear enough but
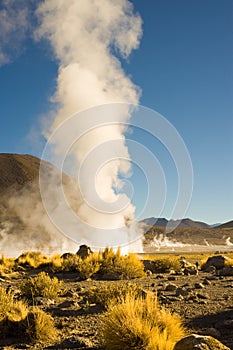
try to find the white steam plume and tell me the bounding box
[35,0,143,250]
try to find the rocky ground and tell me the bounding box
[0,259,233,350]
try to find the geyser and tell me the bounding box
[36,0,143,251]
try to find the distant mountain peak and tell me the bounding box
[140,217,211,229]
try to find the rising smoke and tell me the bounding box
[34,0,143,251]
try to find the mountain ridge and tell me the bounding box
[140,217,211,229]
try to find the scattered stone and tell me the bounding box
[174,334,230,350]
[33,297,55,306]
[168,276,177,281]
[184,266,198,275]
[203,278,211,285]
[165,283,177,292]
[58,300,76,308]
[176,287,190,297]
[194,282,204,289]
[146,269,153,276]
[56,336,94,348]
[197,293,209,299]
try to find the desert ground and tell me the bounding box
[0,250,233,350]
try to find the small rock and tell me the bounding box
[168,276,177,281]
[184,266,198,275]
[194,282,204,289]
[146,269,153,276]
[165,283,177,292]
[174,333,230,350]
[34,297,55,306]
[176,287,189,297]
[58,300,76,308]
[197,293,209,299]
[203,278,211,285]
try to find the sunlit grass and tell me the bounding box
[102,292,185,350]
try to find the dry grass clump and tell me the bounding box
[15,251,49,268]
[77,253,100,279]
[99,247,145,279]
[87,282,143,310]
[26,306,58,342]
[0,286,58,343]
[60,254,81,272]
[224,258,233,267]
[20,271,63,300]
[50,247,145,280]
[0,253,15,275]
[144,256,181,273]
[102,293,185,350]
[12,247,145,280]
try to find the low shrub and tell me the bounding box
[102,293,185,350]
[20,271,63,300]
[0,253,15,275]
[99,248,145,279]
[27,307,58,342]
[144,256,181,273]
[0,286,58,343]
[224,258,233,267]
[87,282,143,310]
[15,251,49,269]
[0,287,15,321]
[77,253,100,279]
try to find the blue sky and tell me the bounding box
[0,0,232,224]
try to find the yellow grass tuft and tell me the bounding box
[26,306,58,342]
[102,293,185,350]
[88,282,143,310]
[16,251,49,268]
[20,271,63,300]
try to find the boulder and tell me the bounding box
[61,252,75,259]
[219,266,233,276]
[76,245,93,259]
[202,255,229,270]
[174,334,230,350]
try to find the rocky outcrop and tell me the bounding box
[76,245,93,259]
[174,334,230,350]
[202,255,229,270]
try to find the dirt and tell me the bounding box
[0,267,233,350]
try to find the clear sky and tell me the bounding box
[0,0,232,224]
